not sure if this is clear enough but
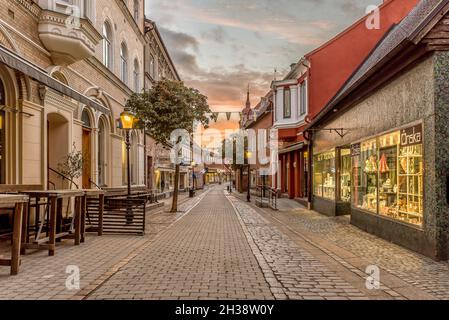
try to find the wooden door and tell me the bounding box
[82,128,91,189]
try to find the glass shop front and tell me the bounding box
[313,123,424,227]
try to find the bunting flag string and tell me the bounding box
[206,111,243,122]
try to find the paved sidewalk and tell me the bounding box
[1,185,447,300]
[0,191,206,300]
[234,193,448,300]
[263,207,449,299]
[88,187,273,300]
[228,196,369,300]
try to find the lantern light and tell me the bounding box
[120,107,136,130]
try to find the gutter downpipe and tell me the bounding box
[304,129,313,210]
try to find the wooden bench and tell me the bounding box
[0,194,29,275]
[0,185,44,238]
[21,190,85,256]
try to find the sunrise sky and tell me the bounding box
[144,0,382,134]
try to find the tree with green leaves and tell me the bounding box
[126,79,213,213]
[221,133,249,193]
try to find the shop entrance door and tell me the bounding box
[82,128,92,189]
[0,110,5,184]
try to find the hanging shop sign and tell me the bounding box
[400,124,423,147]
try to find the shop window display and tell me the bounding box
[350,124,423,227]
[398,125,423,226]
[313,151,336,200]
[352,139,378,213]
[378,132,399,219]
[340,149,351,202]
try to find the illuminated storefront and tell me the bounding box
[313,125,424,227]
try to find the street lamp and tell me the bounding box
[189,161,197,198]
[120,107,136,196]
[246,151,252,202]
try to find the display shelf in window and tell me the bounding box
[313,151,336,200]
[378,132,399,219]
[397,141,423,226]
[352,139,378,213]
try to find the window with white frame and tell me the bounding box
[83,0,95,22]
[120,43,128,84]
[102,22,113,69]
[300,80,307,116]
[283,87,291,119]
[149,54,155,78]
[133,59,140,92]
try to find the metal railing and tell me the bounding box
[89,178,102,190]
[47,180,56,190]
[256,185,278,210]
[48,167,79,189]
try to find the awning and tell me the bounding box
[279,142,305,155]
[0,45,110,115]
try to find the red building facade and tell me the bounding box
[272,0,420,204]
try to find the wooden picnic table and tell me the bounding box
[20,190,85,256]
[82,189,105,240]
[0,194,29,275]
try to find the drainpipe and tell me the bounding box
[304,130,313,210]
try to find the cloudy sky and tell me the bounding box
[144,0,381,127]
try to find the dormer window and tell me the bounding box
[283,88,291,119]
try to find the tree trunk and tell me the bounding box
[170,164,180,213]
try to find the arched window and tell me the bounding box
[0,78,5,106]
[149,55,155,78]
[81,109,92,128]
[133,0,139,22]
[133,59,140,92]
[102,22,113,69]
[120,43,128,84]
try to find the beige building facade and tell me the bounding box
[0,0,177,191]
[143,19,192,196]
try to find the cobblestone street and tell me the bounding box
[2,185,449,300]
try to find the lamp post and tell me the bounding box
[229,169,232,193]
[120,107,136,196]
[246,151,252,202]
[190,161,196,198]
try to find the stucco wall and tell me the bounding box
[313,55,435,154]
[312,54,441,258]
[0,0,147,188]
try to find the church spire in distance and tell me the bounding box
[245,83,251,109]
